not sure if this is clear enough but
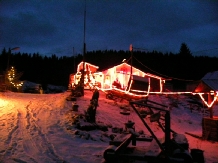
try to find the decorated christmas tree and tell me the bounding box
[5,66,23,91]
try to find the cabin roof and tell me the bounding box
[194,71,218,92]
[102,62,167,80]
[202,71,218,91]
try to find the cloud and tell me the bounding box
[0,0,218,57]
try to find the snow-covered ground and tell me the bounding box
[0,90,218,163]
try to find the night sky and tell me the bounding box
[1,0,218,57]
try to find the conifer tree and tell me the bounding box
[179,43,192,57]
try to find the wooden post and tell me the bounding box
[165,111,171,155]
[208,94,213,118]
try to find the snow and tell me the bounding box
[0,90,218,163]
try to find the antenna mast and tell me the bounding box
[82,0,86,96]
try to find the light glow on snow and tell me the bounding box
[0,90,217,163]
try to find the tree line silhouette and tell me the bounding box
[0,43,218,89]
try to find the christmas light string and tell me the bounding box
[73,57,217,107]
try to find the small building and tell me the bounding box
[194,70,218,141]
[194,70,218,108]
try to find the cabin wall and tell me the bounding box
[150,78,161,92]
[102,64,147,89]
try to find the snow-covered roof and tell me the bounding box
[202,79,218,91]
[202,71,218,91]
[202,71,218,80]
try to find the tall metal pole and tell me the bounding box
[73,47,75,73]
[130,44,133,79]
[7,47,20,71]
[82,0,86,96]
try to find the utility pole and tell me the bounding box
[7,47,20,71]
[81,0,86,96]
[73,47,75,73]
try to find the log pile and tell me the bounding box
[202,117,218,141]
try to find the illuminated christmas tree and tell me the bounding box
[5,66,23,91]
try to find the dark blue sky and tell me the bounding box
[1,0,218,57]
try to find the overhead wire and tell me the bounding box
[132,53,197,82]
[192,47,218,54]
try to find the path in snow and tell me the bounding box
[0,91,218,163]
[0,93,67,163]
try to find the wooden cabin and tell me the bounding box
[194,71,218,141]
[101,62,166,93]
[69,62,166,93]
